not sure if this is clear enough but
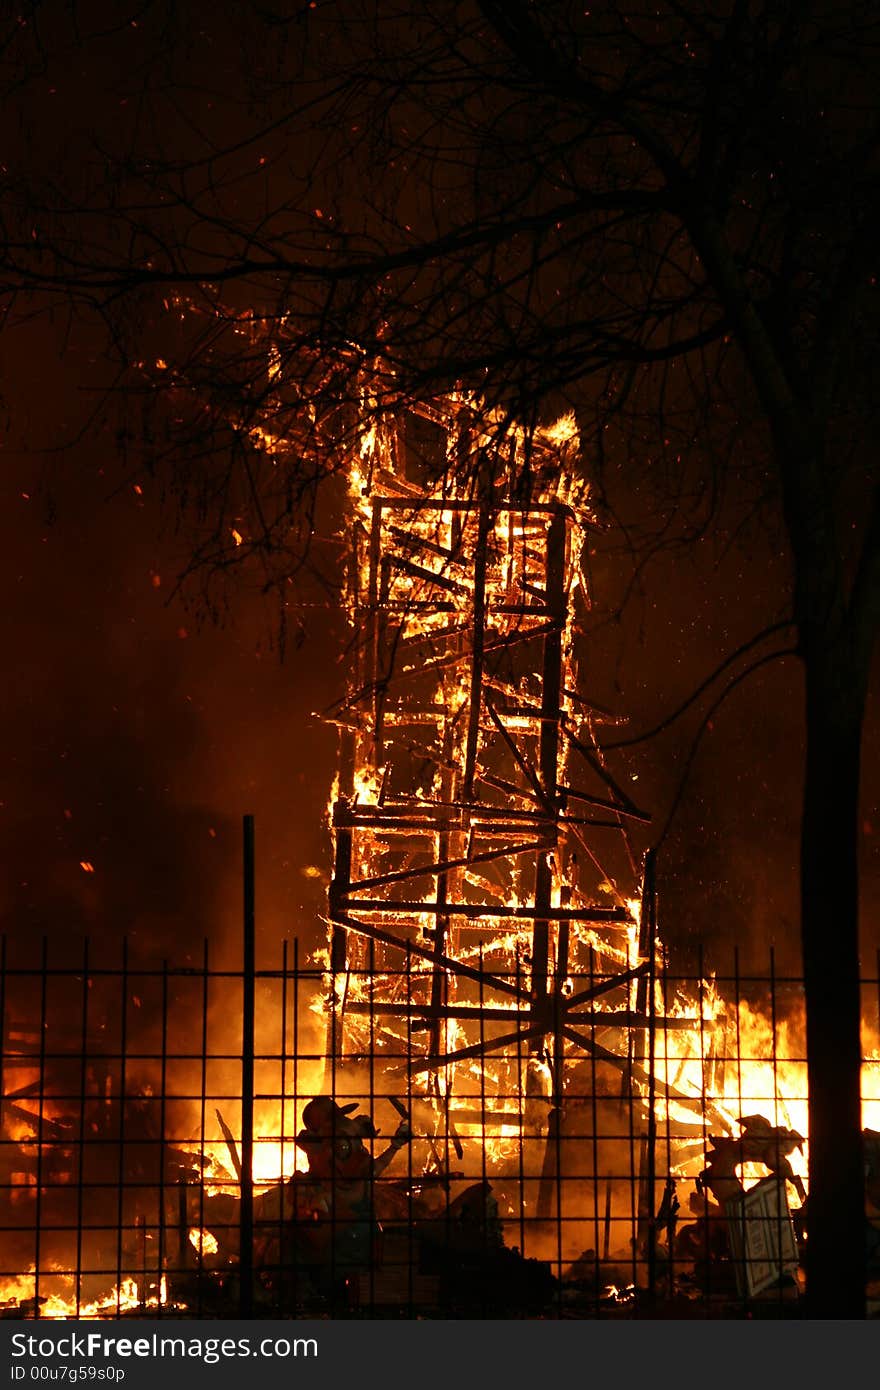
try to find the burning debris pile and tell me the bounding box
[0,1037,200,1318]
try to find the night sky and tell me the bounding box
[0,313,339,972]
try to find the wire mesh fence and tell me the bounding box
[1,931,878,1319]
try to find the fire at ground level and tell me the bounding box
[2,940,880,1320]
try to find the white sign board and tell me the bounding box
[723,1175,800,1297]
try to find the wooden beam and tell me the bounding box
[330,911,530,1002]
[337,897,633,923]
[409,1022,546,1073]
[345,837,549,895]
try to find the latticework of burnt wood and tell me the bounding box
[321,401,708,1153]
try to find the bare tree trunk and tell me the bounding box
[801,652,866,1316]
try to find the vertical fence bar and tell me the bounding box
[697,941,708,1305]
[405,939,417,1306]
[478,942,488,1314]
[516,948,526,1260]
[0,935,5,1293]
[329,938,338,1306]
[197,938,209,1316]
[769,946,780,1304]
[626,936,639,1297]
[239,814,256,1318]
[368,934,377,1316]
[635,856,658,1301]
[661,949,674,1296]
[405,942,414,1316]
[34,937,48,1318]
[588,942,601,1306]
[292,936,301,1313]
[158,959,170,1309]
[115,937,129,1313]
[733,945,743,1312]
[646,928,657,1302]
[76,938,90,1313]
[279,937,289,1304]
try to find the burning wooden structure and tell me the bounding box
[320,397,707,1219]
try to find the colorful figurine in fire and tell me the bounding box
[289,1095,412,1298]
[248,1094,413,1305]
[294,1095,412,1185]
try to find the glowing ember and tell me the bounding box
[188,1228,219,1257]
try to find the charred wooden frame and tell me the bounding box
[323,404,679,1203]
